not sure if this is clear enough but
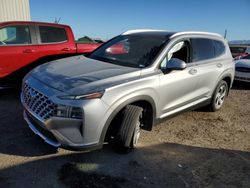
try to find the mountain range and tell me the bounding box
[229,40,250,45]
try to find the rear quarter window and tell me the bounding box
[213,40,225,57]
[39,26,67,43]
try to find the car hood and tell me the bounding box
[235,59,250,68]
[30,55,141,94]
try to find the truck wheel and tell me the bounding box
[116,105,143,153]
[209,80,228,112]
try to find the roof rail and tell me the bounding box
[122,29,167,35]
[170,31,222,38]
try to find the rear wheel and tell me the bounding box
[208,80,228,111]
[115,105,143,153]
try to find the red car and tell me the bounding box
[0,21,101,86]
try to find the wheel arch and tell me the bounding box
[99,95,157,144]
[220,73,233,96]
[222,75,232,93]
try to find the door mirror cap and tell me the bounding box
[164,58,187,71]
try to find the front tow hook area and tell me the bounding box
[24,112,61,147]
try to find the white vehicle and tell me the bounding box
[235,54,250,82]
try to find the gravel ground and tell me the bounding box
[0,81,249,188]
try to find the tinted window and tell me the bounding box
[0,25,31,45]
[89,34,169,68]
[230,47,246,53]
[39,26,67,43]
[242,54,250,59]
[191,38,214,62]
[213,40,225,57]
[246,47,250,53]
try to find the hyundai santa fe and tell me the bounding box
[21,30,235,153]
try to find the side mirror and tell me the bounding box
[164,58,187,71]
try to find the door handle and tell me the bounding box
[61,48,70,52]
[189,68,197,75]
[23,49,35,53]
[216,63,223,68]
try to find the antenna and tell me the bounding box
[54,17,61,24]
[224,29,227,39]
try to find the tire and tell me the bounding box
[208,80,228,112]
[116,105,143,153]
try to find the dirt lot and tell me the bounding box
[0,82,249,188]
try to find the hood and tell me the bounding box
[235,59,250,68]
[30,55,141,94]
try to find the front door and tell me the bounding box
[158,40,199,118]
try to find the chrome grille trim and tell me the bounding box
[22,83,55,121]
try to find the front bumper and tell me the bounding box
[24,111,61,147]
[23,110,103,150]
[21,76,110,150]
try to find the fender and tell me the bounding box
[99,95,157,144]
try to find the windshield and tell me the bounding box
[89,34,169,68]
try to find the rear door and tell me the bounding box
[190,38,226,98]
[0,24,38,78]
[35,25,76,58]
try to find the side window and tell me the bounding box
[39,26,67,43]
[161,40,190,68]
[0,25,31,45]
[213,40,225,57]
[191,38,214,62]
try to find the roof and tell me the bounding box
[0,21,69,28]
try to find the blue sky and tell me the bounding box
[30,0,250,41]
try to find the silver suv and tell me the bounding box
[21,30,234,152]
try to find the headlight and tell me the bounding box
[58,91,104,100]
[54,105,83,119]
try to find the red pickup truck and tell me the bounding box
[0,21,101,86]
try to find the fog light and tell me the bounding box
[69,107,83,119]
[54,105,68,117]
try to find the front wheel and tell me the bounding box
[208,80,228,112]
[115,105,143,153]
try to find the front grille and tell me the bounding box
[236,67,250,72]
[22,83,55,121]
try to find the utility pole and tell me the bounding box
[224,29,227,39]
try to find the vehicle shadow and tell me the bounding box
[0,89,57,157]
[232,81,250,90]
[0,143,249,188]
